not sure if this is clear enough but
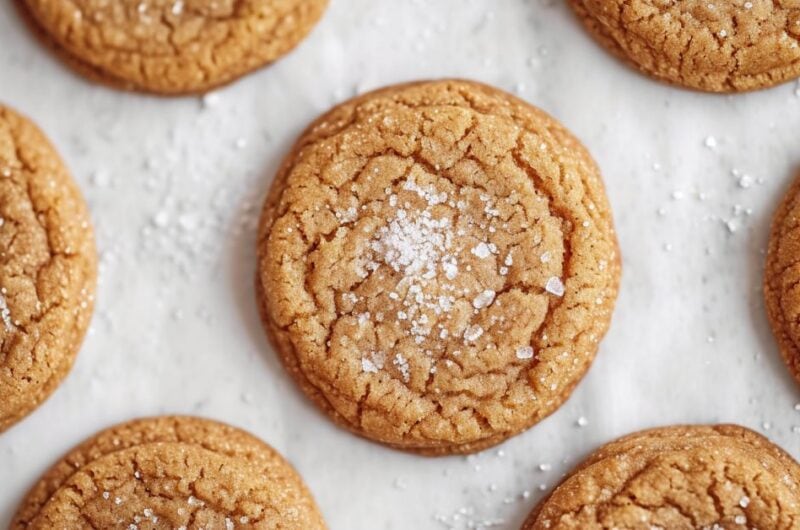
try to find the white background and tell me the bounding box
[2,1,800,528]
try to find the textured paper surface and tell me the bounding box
[1,1,799,528]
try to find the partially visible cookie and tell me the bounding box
[0,104,96,434]
[569,0,800,92]
[522,424,800,529]
[11,416,327,529]
[257,79,621,455]
[18,0,329,94]
[765,171,800,385]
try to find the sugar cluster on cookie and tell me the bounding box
[257,80,621,455]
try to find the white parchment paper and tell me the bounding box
[1,1,800,528]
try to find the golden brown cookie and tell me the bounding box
[0,104,96,434]
[256,79,621,455]
[11,415,327,529]
[522,424,800,529]
[569,0,800,92]
[765,171,800,385]
[18,0,329,94]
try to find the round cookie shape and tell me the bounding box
[0,104,96,434]
[569,0,800,92]
[765,172,800,385]
[19,0,329,94]
[11,416,327,529]
[257,80,621,455]
[522,424,800,529]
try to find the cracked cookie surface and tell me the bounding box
[765,171,800,386]
[11,416,327,529]
[0,104,96,434]
[522,424,800,529]
[18,0,328,94]
[569,0,800,92]
[257,80,620,455]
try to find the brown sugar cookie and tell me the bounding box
[256,79,621,455]
[522,424,800,529]
[18,0,329,94]
[569,0,800,92]
[765,171,800,386]
[11,416,327,529]
[0,104,96,434]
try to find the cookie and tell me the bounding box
[256,79,621,455]
[569,0,800,92]
[18,0,329,94]
[764,172,800,385]
[11,415,327,529]
[0,104,96,434]
[522,424,800,529]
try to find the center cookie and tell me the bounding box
[569,0,800,92]
[11,416,327,529]
[257,80,621,455]
[19,0,329,94]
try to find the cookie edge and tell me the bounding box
[520,423,800,529]
[764,170,800,386]
[14,0,330,96]
[0,104,98,434]
[10,415,326,528]
[567,0,800,93]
